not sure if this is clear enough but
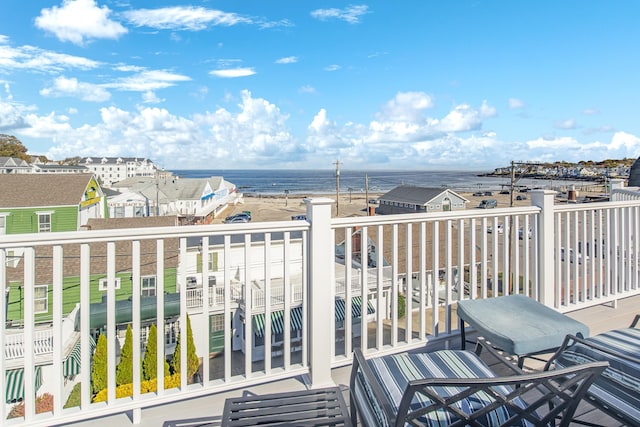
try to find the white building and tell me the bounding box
[81,157,157,187]
[109,175,241,223]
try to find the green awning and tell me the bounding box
[335,296,375,322]
[252,297,375,337]
[5,366,42,403]
[63,336,96,377]
[253,306,303,338]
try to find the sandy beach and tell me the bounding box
[214,190,538,223]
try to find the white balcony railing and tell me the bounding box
[2,191,640,426]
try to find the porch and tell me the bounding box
[2,188,640,426]
[65,294,640,427]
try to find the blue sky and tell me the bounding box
[1,0,639,170]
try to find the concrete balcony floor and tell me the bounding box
[60,294,639,427]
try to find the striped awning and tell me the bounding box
[253,306,303,338]
[252,297,375,337]
[335,296,375,322]
[63,335,97,377]
[5,366,42,403]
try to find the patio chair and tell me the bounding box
[350,338,607,427]
[545,314,640,426]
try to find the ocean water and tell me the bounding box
[171,169,591,195]
[171,169,590,195]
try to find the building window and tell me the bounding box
[208,252,218,271]
[0,215,5,234]
[37,213,52,232]
[99,277,121,291]
[34,285,48,314]
[141,276,156,297]
[113,206,125,218]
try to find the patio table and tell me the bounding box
[457,294,590,367]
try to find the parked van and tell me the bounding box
[478,199,498,209]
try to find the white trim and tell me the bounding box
[98,277,121,291]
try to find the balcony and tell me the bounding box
[1,190,640,426]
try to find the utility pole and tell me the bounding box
[365,173,369,216]
[334,160,341,216]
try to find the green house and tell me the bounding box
[0,173,107,234]
[4,216,179,324]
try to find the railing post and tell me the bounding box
[531,189,556,307]
[305,197,335,388]
[610,178,625,201]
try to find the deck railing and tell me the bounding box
[2,191,640,426]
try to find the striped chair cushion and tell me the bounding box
[356,350,539,427]
[554,327,640,425]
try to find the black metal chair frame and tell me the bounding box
[544,314,640,427]
[350,338,607,427]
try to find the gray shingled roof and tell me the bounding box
[379,185,467,205]
[629,157,640,187]
[0,173,95,208]
[114,176,228,201]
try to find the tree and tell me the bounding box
[116,325,133,386]
[170,315,199,379]
[0,134,30,161]
[91,334,108,394]
[142,324,169,381]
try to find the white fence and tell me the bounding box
[2,192,640,426]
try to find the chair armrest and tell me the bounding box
[631,314,640,328]
[396,360,607,427]
[545,332,640,372]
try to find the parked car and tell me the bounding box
[484,191,493,196]
[499,190,510,195]
[487,223,505,234]
[516,195,528,201]
[368,199,379,204]
[472,192,484,197]
[478,199,498,209]
[224,215,250,224]
[518,226,532,240]
[560,247,588,264]
[291,214,307,221]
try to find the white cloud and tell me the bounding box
[35,0,127,45]
[142,91,163,104]
[378,91,434,122]
[609,131,640,151]
[106,70,191,91]
[275,56,298,64]
[583,108,600,115]
[554,119,577,130]
[324,64,341,72]
[123,6,251,31]
[0,41,100,73]
[298,85,316,94]
[508,98,524,109]
[40,76,111,102]
[311,5,370,24]
[209,68,256,78]
[436,101,496,133]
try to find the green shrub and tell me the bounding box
[64,383,82,408]
[397,293,406,319]
[170,315,200,379]
[116,325,133,386]
[142,324,169,381]
[91,334,108,394]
